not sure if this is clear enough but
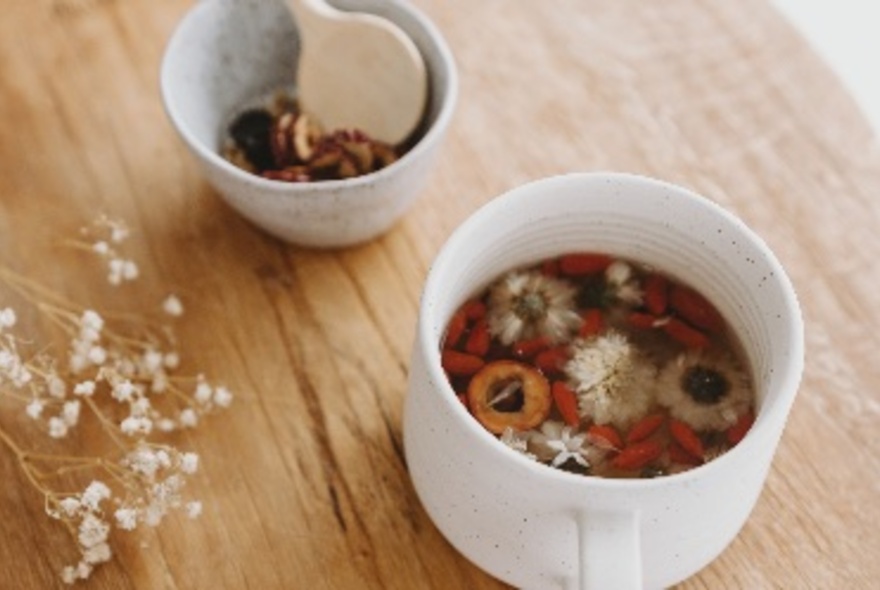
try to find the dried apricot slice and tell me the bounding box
[467,360,552,434]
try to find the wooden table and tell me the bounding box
[1,0,878,587]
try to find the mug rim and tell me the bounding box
[418,171,805,490]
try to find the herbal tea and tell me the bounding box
[441,252,755,478]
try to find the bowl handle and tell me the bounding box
[576,509,642,589]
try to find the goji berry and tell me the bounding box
[628,312,661,330]
[611,440,663,470]
[588,423,623,450]
[669,419,704,459]
[669,285,724,332]
[541,259,560,276]
[726,410,755,445]
[535,346,569,375]
[663,317,710,349]
[465,319,491,357]
[552,382,581,427]
[462,299,487,321]
[626,413,665,444]
[559,253,613,276]
[441,350,485,376]
[512,335,552,358]
[578,308,604,338]
[445,309,468,349]
[668,441,702,465]
[644,274,669,315]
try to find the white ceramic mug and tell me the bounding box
[403,172,804,589]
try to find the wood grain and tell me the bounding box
[1,0,879,588]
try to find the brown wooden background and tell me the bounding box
[1,0,878,587]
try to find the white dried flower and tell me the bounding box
[92,241,109,255]
[62,400,81,426]
[112,380,136,402]
[530,421,592,468]
[26,399,44,420]
[87,346,107,365]
[58,497,81,517]
[73,380,96,396]
[121,416,153,436]
[163,352,180,370]
[48,375,67,399]
[83,542,112,565]
[487,270,582,345]
[565,330,656,430]
[656,348,752,431]
[0,307,16,329]
[48,417,69,438]
[179,408,198,428]
[81,481,111,511]
[605,260,644,306]
[162,295,184,317]
[194,380,213,405]
[213,386,233,408]
[78,513,110,549]
[179,452,199,474]
[185,501,202,519]
[114,507,138,531]
[499,427,536,461]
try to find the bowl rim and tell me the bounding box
[159,0,459,195]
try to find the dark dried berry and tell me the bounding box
[639,466,666,478]
[228,109,275,171]
[557,457,591,476]
[682,366,729,405]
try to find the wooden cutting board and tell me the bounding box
[0,0,878,588]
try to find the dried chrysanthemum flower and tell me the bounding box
[604,260,643,306]
[486,270,581,345]
[564,330,656,430]
[655,348,752,431]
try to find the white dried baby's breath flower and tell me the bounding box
[112,380,136,403]
[73,380,96,396]
[62,400,81,426]
[26,399,44,420]
[179,408,198,428]
[83,542,111,565]
[179,452,199,474]
[87,345,107,365]
[162,295,184,317]
[59,497,81,517]
[0,307,16,329]
[605,260,643,306]
[77,513,110,549]
[81,481,111,511]
[194,380,213,404]
[114,507,139,531]
[121,416,153,436]
[185,501,202,519]
[48,375,67,399]
[157,418,176,432]
[163,352,180,370]
[213,386,233,408]
[48,417,69,438]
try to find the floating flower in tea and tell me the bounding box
[486,271,581,345]
[656,348,751,431]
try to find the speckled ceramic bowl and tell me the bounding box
[160,0,457,247]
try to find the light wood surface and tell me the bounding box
[1,0,879,588]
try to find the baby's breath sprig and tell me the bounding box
[0,217,232,584]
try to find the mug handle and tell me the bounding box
[576,510,642,589]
